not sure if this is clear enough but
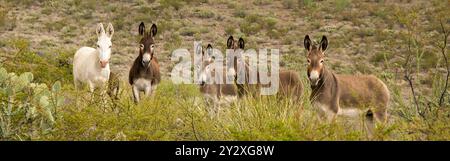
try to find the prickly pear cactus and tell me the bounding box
[0,67,64,140]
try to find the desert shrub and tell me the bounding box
[47,81,210,140]
[382,6,450,140]
[5,0,44,7]
[263,17,278,30]
[371,52,394,64]
[240,21,262,35]
[240,14,280,36]
[253,0,271,6]
[2,39,73,85]
[180,27,199,36]
[0,5,16,31]
[233,7,247,18]
[163,32,183,53]
[46,80,385,141]
[335,0,350,12]
[0,67,63,140]
[158,20,183,34]
[159,0,185,10]
[299,0,314,8]
[194,9,215,19]
[225,25,235,35]
[356,28,376,37]
[185,0,208,5]
[282,0,297,9]
[44,19,66,32]
[0,6,7,28]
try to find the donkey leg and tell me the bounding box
[315,103,337,123]
[88,81,95,93]
[364,109,375,139]
[151,84,158,95]
[144,84,152,97]
[132,85,140,103]
[374,108,387,124]
[86,81,96,103]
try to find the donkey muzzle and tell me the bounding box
[99,60,109,68]
[141,60,150,67]
[309,70,320,86]
[142,53,151,67]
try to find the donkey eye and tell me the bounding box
[307,59,311,64]
[320,60,324,63]
[109,45,112,48]
[97,44,100,48]
[139,44,144,48]
[151,44,155,49]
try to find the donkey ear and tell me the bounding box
[227,36,234,49]
[206,44,213,56]
[238,38,245,49]
[304,35,312,51]
[139,22,145,35]
[96,23,105,37]
[196,43,203,55]
[150,24,157,37]
[106,23,114,38]
[320,35,328,52]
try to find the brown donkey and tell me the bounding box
[198,44,238,113]
[129,22,161,103]
[226,36,303,100]
[304,35,390,127]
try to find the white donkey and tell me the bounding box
[73,23,114,92]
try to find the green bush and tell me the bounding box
[335,0,350,11]
[253,0,271,6]
[300,0,314,8]
[0,5,16,31]
[0,7,7,28]
[233,7,247,18]
[240,14,280,35]
[160,0,185,10]
[2,39,73,85]
[370,52,394,64]
[0,67,63,140]
[240,21,262,35]
[194,9,215,19]
[225,25,235,35]
[282,0,297,9]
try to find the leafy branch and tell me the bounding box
[438,19,449,107]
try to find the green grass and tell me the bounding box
[26,75,446,141]
[2,39,73,85]
[40,80,364,140]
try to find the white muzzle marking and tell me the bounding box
[310,70,320,85]
[142,53,151,66]
[143,53,151,62]
[200,71,207,84]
